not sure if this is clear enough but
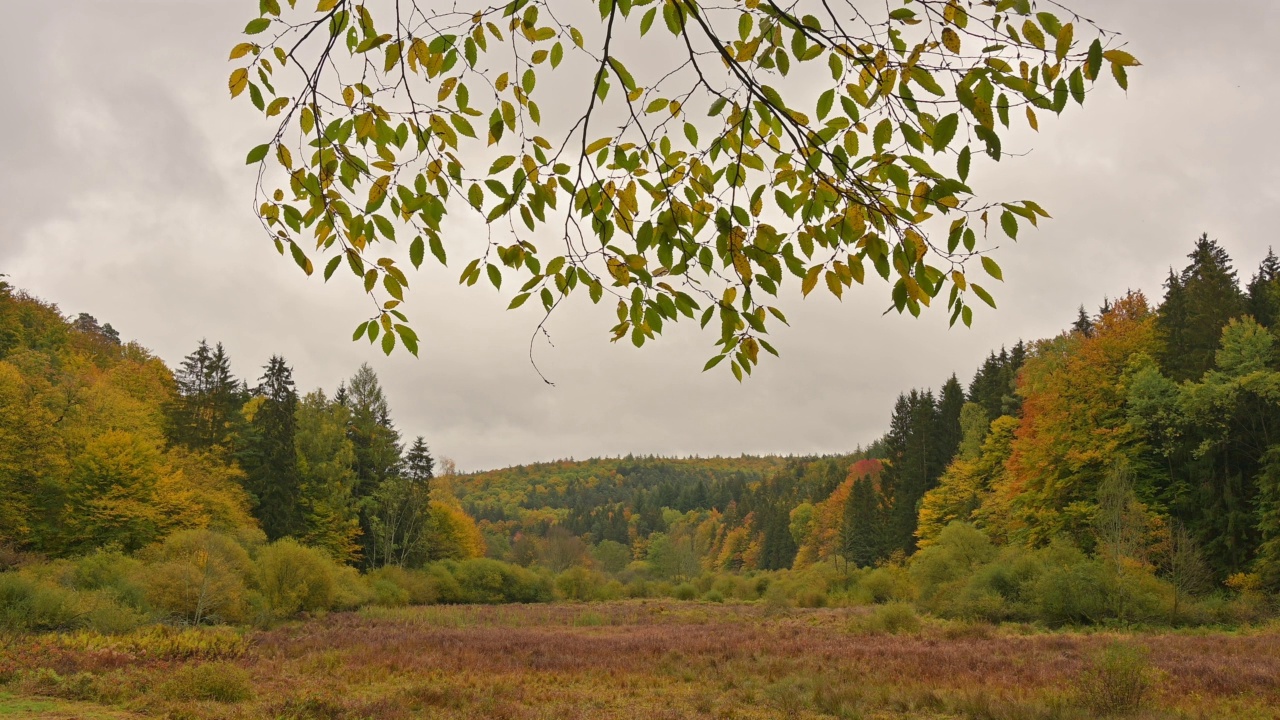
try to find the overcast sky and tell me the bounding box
[2,1,1277,472]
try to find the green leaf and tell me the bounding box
[244,18,271,35]
[245,143,270,164]
[1000,210,1018,239]
[932,113,958,152]
[410,237,425,268]
[981,256,1003,281]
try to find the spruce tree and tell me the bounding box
[1157,234,1247,381]
[1072,305,1094,336]
[1247,248,1280,329]
[403,436,435,487]
[166,340,244,452]
[243,355,305,540]
[841,476,886,568]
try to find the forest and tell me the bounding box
[4,233,1280,629]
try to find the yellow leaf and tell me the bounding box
[229,43,255,60]
[228,68,248,98]
[1026,106,1039,131]
[1102,49,1141,67]
[941,27,960,54]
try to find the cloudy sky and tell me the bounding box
[2,1,1277,472]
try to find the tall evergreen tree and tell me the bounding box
[841,476,886,568]
[880,389,944,554]
[166,340,244,452]
[345,364,404,565]
[967,343,1026,421]
[242,355,304,540]
[403,436,435,487]
[1247,248,1280,329]
[1157,234,1247,382]
[1072,305,1095,336]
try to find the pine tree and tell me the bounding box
[1072,305,1095,336]
[345,364,404,565]
[841,476,885,568]
[166,340,244,452]
[403,436,435,486]
[242,355,304,540]
[1158,234,1247,381]
[1247,248,1280,329]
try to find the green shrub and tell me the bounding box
[0,571,82,632]
[910,522,997,603]
[703,589,725,603]
[864,602,921,634]
[1075,643,1153,716]
[158,662,254,703]
[254,539,337,620]
[67,550,148,610]
[1029,542,1109,626]
[368,566,437,605]
[673,582,697,601]
[555,566,611,601]
[858,565,916,604]
[331,565,375,611]
[141,530,254,624]
[451,558,553,604]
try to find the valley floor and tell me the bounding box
[3,601,1279,719]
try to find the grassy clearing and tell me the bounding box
[2,602,1278,719]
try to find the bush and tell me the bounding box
[67,550,148,610]
[673,582,697,601]
[158,662,254,703]
[451,559,553,604]
[1075,643,1153,716]
[703,589,725,603]
[253,539,337,620]
[555,566,612,601]
[858,565,915,604]
[863,602,921,634]
[368,566,437,605]
[331,565,375,611]
[0,571,83,632]
[142,530,254,625]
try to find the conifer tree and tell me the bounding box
[167,340,244,452]
[1247,248,1280,329]
[242,355,304,540]
[841,476,885,568]
[1158,234,1247,381]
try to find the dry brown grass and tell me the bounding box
[3,602,1278,719]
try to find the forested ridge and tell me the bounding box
[3,233,1280,630]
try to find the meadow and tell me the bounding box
[2,601,1278,720]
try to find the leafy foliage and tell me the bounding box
[231,0,1135,375]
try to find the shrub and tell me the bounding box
[142,530,254,624]
[910,522,997,602]
[703,589,725,603]
[555,566,611,601]
[1075,642,1153,716]
[368,566,436,605]
[0,571,82,632]
[673,582,697,601]
[858,565,915,604]
[253,539,337,620]
[331,565,375,611]
[451,559,553,604]
[862,602,921,634]
[158,662,254,703]
[67,550,148,610]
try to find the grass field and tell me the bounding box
[2,602,1278,719]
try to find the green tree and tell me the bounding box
[230,0,1135,373]
[166,340,245,453]
[343,364,405,564]
[1157,234,1247,382]
[841,475,886,568]
[242,356,305,540]
[1246,248,1280,329]
[294,390,362,563]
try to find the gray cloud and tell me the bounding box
[2,0,1278,471]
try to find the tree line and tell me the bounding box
[0,280,480,569]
